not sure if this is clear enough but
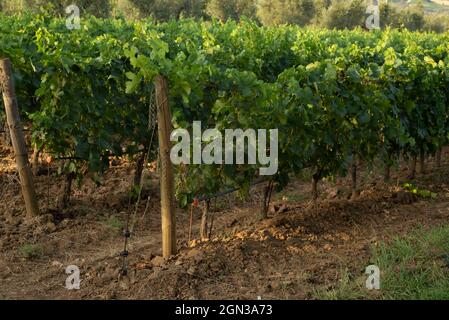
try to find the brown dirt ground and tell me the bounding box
[1,142,449,300]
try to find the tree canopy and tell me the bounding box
[0,0,446,32]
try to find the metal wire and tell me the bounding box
[120,89,158,276]
[195,177,268,202]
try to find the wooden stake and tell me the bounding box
[0,58,39,217]
[2,121,11,146]
[350,157,358,199]
[419,147,425,174]
[436,147,442,169]
[312,171,320,200]
[188,204,194,244]
[200,200,209,241]
[384,164,391,182]
[384,154,391,183]
[408,155,417,179]
[155,75,176,257]
[260,180,273,220]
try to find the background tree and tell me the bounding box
[206,0,257,21]
[380,2,401,29]
[126,0,186,21]
[312,0,332,25]
[110,0,142,19]
[1,0,448,32]
[424,13,449,33]
[257,0,316,26]
[399,2,425,31]
[0,0,111,17]
[179,0,208,19]
[321,0,366,30]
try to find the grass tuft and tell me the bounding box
[315,224,449,300]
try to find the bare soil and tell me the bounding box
[1,143,449,300]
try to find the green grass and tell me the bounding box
[316,224,449,300]
[314,267,369,300]
[20,243,44,260]
[104,216,124,230]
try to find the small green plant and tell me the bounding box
[315,224,449,300]
[402,183,437,199]
[129,185,141,203]
[105,216,124,230]
[20,244,44,260]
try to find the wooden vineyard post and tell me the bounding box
[0,58,39,217]
[155,75,176,257]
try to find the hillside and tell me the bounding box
[389,0,449,13]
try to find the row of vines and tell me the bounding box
[1,13,449,209]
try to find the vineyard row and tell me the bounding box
[1,14,449,205]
